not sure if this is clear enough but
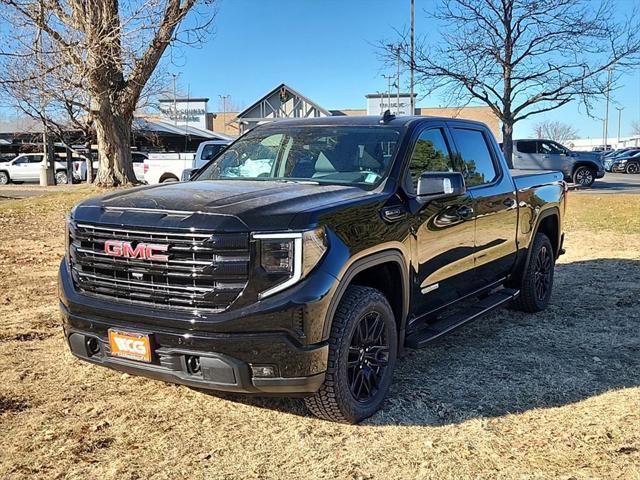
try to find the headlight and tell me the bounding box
[253,227,327,298]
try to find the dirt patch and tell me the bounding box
[0,332,54,343]
[0,191,638,479]
[0,394,30,414]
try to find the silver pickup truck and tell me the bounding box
[511,139,605,187]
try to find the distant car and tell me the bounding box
[0,153,70,185]
[73,152,147,182]
[605,151,640,174]
[511,139,605,187]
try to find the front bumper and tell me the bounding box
[59,259,334,395]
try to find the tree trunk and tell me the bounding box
[502,120,515,169]
[93,111,137,186]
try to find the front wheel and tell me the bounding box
[512,233,555,313]
[0,171,9,185]
[304,285,397,423]
[573,166,595,187]
[626,161,639,174]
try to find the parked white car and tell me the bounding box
[73,152,147,183]
[0,153,70,185]
[144,140,231,184]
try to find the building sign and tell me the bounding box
[366,93,415,116]
[159,98,209,129]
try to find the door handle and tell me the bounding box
[503,198,516,208]
[380,206,407,223]
[456,206,474,219]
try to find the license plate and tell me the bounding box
[108,330,152,363]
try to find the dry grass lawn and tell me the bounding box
[0,187,638,479]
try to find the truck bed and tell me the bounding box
[510,169,564,190]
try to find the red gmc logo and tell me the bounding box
[104,240,169,261]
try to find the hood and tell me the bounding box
[73,180,377,231]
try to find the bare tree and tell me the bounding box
[532,120,579,144]
[0,1,215,186]
[384,0,640,167]
[632,121,640,136]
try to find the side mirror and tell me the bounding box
[181,168,200,182]
[417,172,466,200]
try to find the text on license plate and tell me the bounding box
[108,330,152,363]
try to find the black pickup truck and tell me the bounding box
[59,114,566,423]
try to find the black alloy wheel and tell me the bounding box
[626,162,639,174]
[533,244,553,302]
[347,311,390,403]
[511,232,555,313]
[304,285,397,423]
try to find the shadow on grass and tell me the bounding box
[198,258,640,426]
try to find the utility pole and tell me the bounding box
[386,44,402,114]
[616,106,624,144]
[382,75,394,113]
[603,67,612,150]
[410,0,415,115]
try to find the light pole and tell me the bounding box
[603,67,612,150]
[410,0,415,115]
[616,106,624,144]
[172,73,179,126]
[219,94,230,133]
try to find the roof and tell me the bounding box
[133,118,233,141]
[236,83,331,119]
[158,97,210,103]
[365,93,417,99]
[255,114,488,129]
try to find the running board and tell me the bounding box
[405,288,519,349]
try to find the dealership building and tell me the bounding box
[205,83,502,140]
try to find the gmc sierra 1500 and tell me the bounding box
[59,114,566,423]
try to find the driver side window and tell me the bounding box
[406,128,454,194]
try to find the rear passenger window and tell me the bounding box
[451,128,498,187]
[406,128,453,194]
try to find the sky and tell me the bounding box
[168,0,640,140]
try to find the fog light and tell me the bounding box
[86,337,101,356]
[251,365,276,378]
[186,355,201,375]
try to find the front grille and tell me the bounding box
[69,222,250,312]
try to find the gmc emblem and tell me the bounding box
[104,240,169,261]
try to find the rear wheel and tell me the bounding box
[512,233,555,313]
[304,285,397,423]
[55,170,68,185]
[626,161,639,174]
[573,166,595,187]
[0,171,9,185]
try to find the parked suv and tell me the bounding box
[60,115,566,423]
[0,153,69,184]
[512,139,605,187]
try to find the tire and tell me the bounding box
[161,175,179,183]
[304,285,398,423]
[511,233,555,313]
[573,166,595,187]
[0,171,9,185]
[55,170,68,185]
[626,161,639,174]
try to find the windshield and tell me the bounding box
[196,125,402,189]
